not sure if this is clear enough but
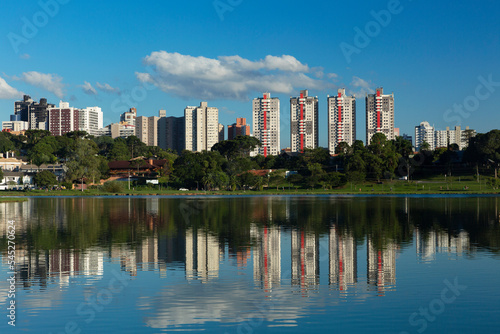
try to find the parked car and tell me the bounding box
[179,188,189,191]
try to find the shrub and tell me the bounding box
[102,181,124,193]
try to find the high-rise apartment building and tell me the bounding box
[184,102,219,152]
[79,107,103,136]
[415,121,435,151]
[290,90,318,153]
[252,93,280,157]
[434,126,475,150]
[218,123,225,142]
[14,95,34,122]
[28,98,55,130]
[136,116,159,146]
[158,116,185,153]
[120,108,137,126]
[328,88,356,155]
[366,87,394,145]
[227,118,250,140]
[47,101,80,136]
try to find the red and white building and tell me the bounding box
[328,88,356,155]
[290,90,318,153]
[366,87,395,145]
[252,93,280,157]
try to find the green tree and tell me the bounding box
[34,170,57,188]
[0,132,15,154]
[393,136,413,158]
[465,130,500,178]
[108,138,130,161]
[28,142,57,167]
[420,141,431,152]
[126,136,146,158]
[25,130,51,146]
[66,139,100,191]
[212,136,261,160]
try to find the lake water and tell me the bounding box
[1,195,500,333]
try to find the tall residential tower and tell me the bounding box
[366,87,394,145]
[328,88,356,155]
[290,90,318,153]
[252,93,280,157]
[184,102,219,152]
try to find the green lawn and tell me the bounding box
[0,177,498,197]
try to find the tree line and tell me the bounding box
[1,129,500,190]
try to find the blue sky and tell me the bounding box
[1,0,499,148]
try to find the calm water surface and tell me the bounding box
[1,195,500,333]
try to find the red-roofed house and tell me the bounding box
[108,157,168,177]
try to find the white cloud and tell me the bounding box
[136,51,334,100]
[81,81,97,95]
[0,76,23,99]
[20,54,30,60]
[96,82,120,94]
[15,71,65,98]
[350,76,375,96]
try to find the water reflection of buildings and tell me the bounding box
[16,248,104,287]
[291,230,319,293]
[367,239,397,295]
[415,229,471,261]
[252,225,281,290]
[185,228,221,281]
[329,226,357,290]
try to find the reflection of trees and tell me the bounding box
[2,196,500,259]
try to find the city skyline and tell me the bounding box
[3,92,479,153]
[1,0,499,149]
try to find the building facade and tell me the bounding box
[218,123,225,142]
[47,101,80,136]
[328,88,356,155]
[158,116,185,153]
[79,107,103,136]
[434,126,475,150]
[136,116,159,146]
[227,118,250,140]
[366,87,394,145]
[252,93,280,157]
[2,121,28,132]
[184,102,219,152]
[415,121,435,151]
[290,90,318,153]
[120,108,137,126]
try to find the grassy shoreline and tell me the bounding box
[1,178,499,197]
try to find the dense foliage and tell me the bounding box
[0,129,498,189]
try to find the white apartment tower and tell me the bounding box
[184,102,219,152]
[290,90,318,153]
[136,116,159,146]
[252,93,280,157]
[328,88,356,155]
[366,87,395,145]
[79,107,103,136]
[415,121,435,151]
